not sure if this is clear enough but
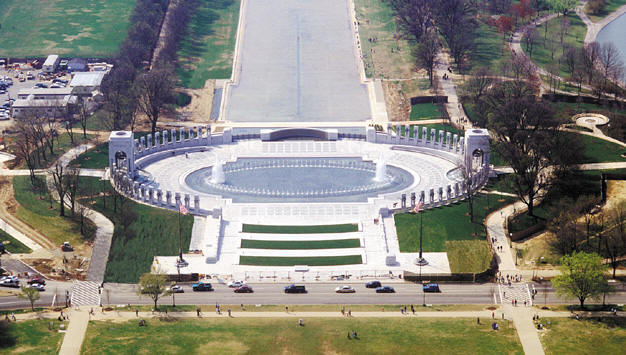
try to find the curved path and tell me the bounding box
[577,1,626,45]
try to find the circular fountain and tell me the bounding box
[185,157,415,203]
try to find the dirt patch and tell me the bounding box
[178,79,216,123]
[606,180,626,210]
[382,81,410,122]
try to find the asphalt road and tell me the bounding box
[1,281,625,310]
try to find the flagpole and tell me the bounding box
[178,208,183,262]
[419,212,423,260]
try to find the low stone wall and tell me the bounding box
[367,125,465,156]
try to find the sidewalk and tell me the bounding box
[58,309,89,355]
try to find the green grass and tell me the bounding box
[469,21,510,73]
[241,239,361,250]
[74,143,108,169]
[242,224,359,234]
[0,229,32,254]
[177,0,240,88]
[240,255,363,266]
[524,13,587,79]
[540,317,626,355]
[575,133,626,163]
[82,317,523,354]
[0,0,134,57]
[586,0,626,22]
[0,319,67,354]
[355,0,417,79]
[85,110,110,131]
[446,240,492,273]
[410,103,442,120]
[13,175,88,247]
[395,193,515,270]
[110,304,493,313]
[78,177,193,283]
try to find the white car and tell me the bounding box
[167,285,184,293]
[335,285,356,293]
[28,283,45,291]
[227,280,246,288]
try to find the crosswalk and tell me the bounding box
[499,282,532,307]
[71,281,101,307]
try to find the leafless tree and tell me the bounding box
[456,158,481,222]
[413,30,440,86]
[582,42,601,84]
[12,121,38,184]
[65,165,80,216]
[77,97,90,139]
[76,202,93,237]
[563,45,578,77]
[523,26,539,58]
[599,42,624,92]
[390,0,433,42]
[464,66,494,101]
[605,202,626,278]
[559,16,570,45]
[135,64,177,135]
[49,162,69,217]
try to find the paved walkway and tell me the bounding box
[434,51,473,130]
[578,1,626,45]
[58,309,90,355]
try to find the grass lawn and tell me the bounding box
[395,193,515,272]
[111,304,493,313]
[82,317,522,354]
[177,0,240,88]
[0,229,31,254]
[355,0,417,79]
[524,13,586,79]
[585,0,626,22]
[74,143,108,169]
[78,177,193,283]
[242,224,358,234]
[239,255,362,266]
[469,21,509,73]
[0,0,134,57]
[0,319,67,354]
[575,133,626,163]
[540,317,626,355]
[410,103,442,120]
[241,239,361,250]
[13,175,88,247]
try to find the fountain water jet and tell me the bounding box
[373,154,388,182]
[210,156,226,184]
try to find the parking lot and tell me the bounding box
[0,67,73,132]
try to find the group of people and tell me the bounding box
[340,307,352,317]
[347,330,359,339]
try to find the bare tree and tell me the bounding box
[77,96,90,139]
[605,202,626,278]
[12,121,38,184]
[65,165,80,216]
[582,42,601,84]
[389,0,433,42]
[49,162,68,217]
[464,66,494,101]
[135,64,177,135]
[77,202,93,237]
[599,42,624,92]
[413,30,439,86]
[456,158,481,222]
[563,45,578,78]
[558,16,570,45]
[523,26,539,58]
[432,0,478,69]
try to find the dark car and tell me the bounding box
[284,284,307,293]
[423,283,440,293]
[27,277,46,286]
[365,281,382,288]
[234,285,253,293]
[375,286,395,293]
[192,282,213,291]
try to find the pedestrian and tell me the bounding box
[216,304,220,314]
[503,291,506,298]
[401,308,404,315]
[477,317,480,324]
[228,308,231,317]
[492,312,494,319]
[4,314,8,322]
[11,313,16,321]
[512,299,514,306]
[404,306,407,314]
[348,310,352,317]
[411,305,415,314]
[347,332,351,339]
[241,304,245,311]
[136,309,139,317]
[298,319,303,326]
[341,306,345,316]
[196,308,201,317]
[524,301,527,307]
[165,308,168,315]
[502,313,505,320]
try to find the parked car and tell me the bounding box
[234,285,253,293]
[335,285,356,293]
[50,83,63,88]
[28,283,45,291]
[284,284,307,293]
[167,285,184,293]
[365,281,381,288]
[61,242,73,252]
[375,286,395,293]
[0,278,19,288]
[192,282,213,291]
[423,283,440,293]
[34,83,48,88]
[227,280,246,288]
[27,277,46,286]
[0,276,18,283]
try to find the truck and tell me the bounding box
[192,282,213,291]
[43,55,60,73]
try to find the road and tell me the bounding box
[2,281,626,309]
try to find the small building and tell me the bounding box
[43,55,60,73]
[69,72,106,96]
[17,87,74,100]
[67,58,88,72]
[11,95,76,119]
